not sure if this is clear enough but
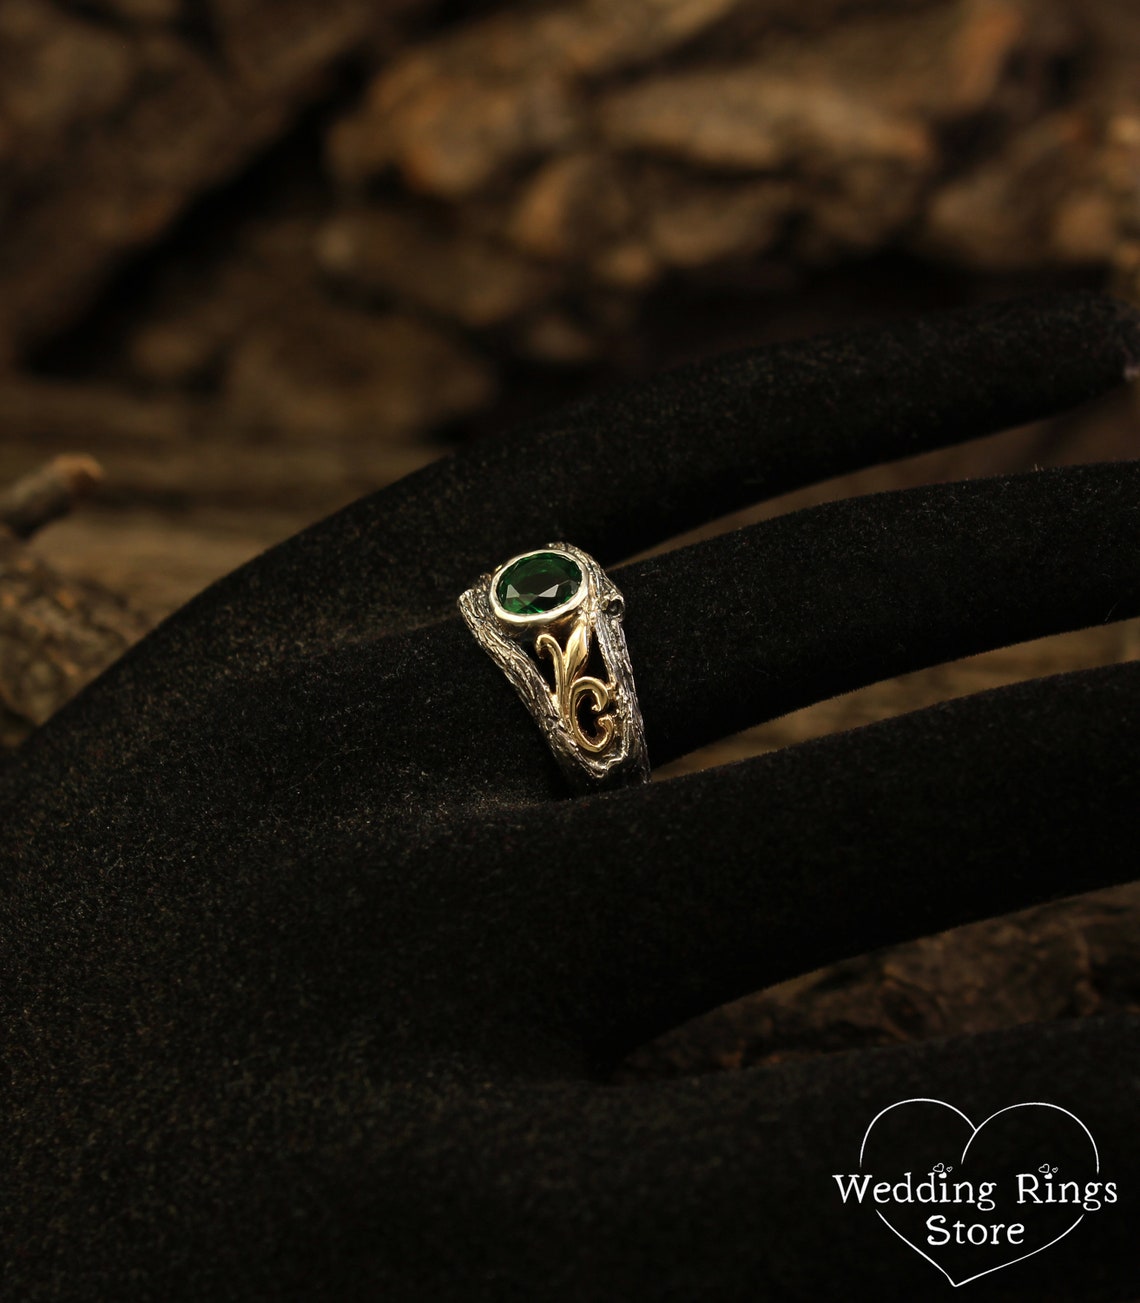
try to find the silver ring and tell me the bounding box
[458,543,650,791]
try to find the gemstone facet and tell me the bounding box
[495,551,583,616]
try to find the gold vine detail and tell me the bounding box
[535,620,619,755]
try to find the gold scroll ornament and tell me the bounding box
[535,619,619,755]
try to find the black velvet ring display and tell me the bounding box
[2,292,1139,1301]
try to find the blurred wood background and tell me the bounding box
[3,0,1140,1076]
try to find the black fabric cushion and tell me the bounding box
[2,292,1138,1301]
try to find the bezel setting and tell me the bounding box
[489,548,587,625]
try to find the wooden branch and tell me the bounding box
[0,455,104,539]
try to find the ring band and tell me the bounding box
[458,543,650,791]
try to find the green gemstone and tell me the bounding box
[496,551,582,616]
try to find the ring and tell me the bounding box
[458,543,650,791]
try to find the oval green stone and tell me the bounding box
[496,551,582,616]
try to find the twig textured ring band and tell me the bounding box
[458,543,650,791]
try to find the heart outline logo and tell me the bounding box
[859,1098,1099,1288]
